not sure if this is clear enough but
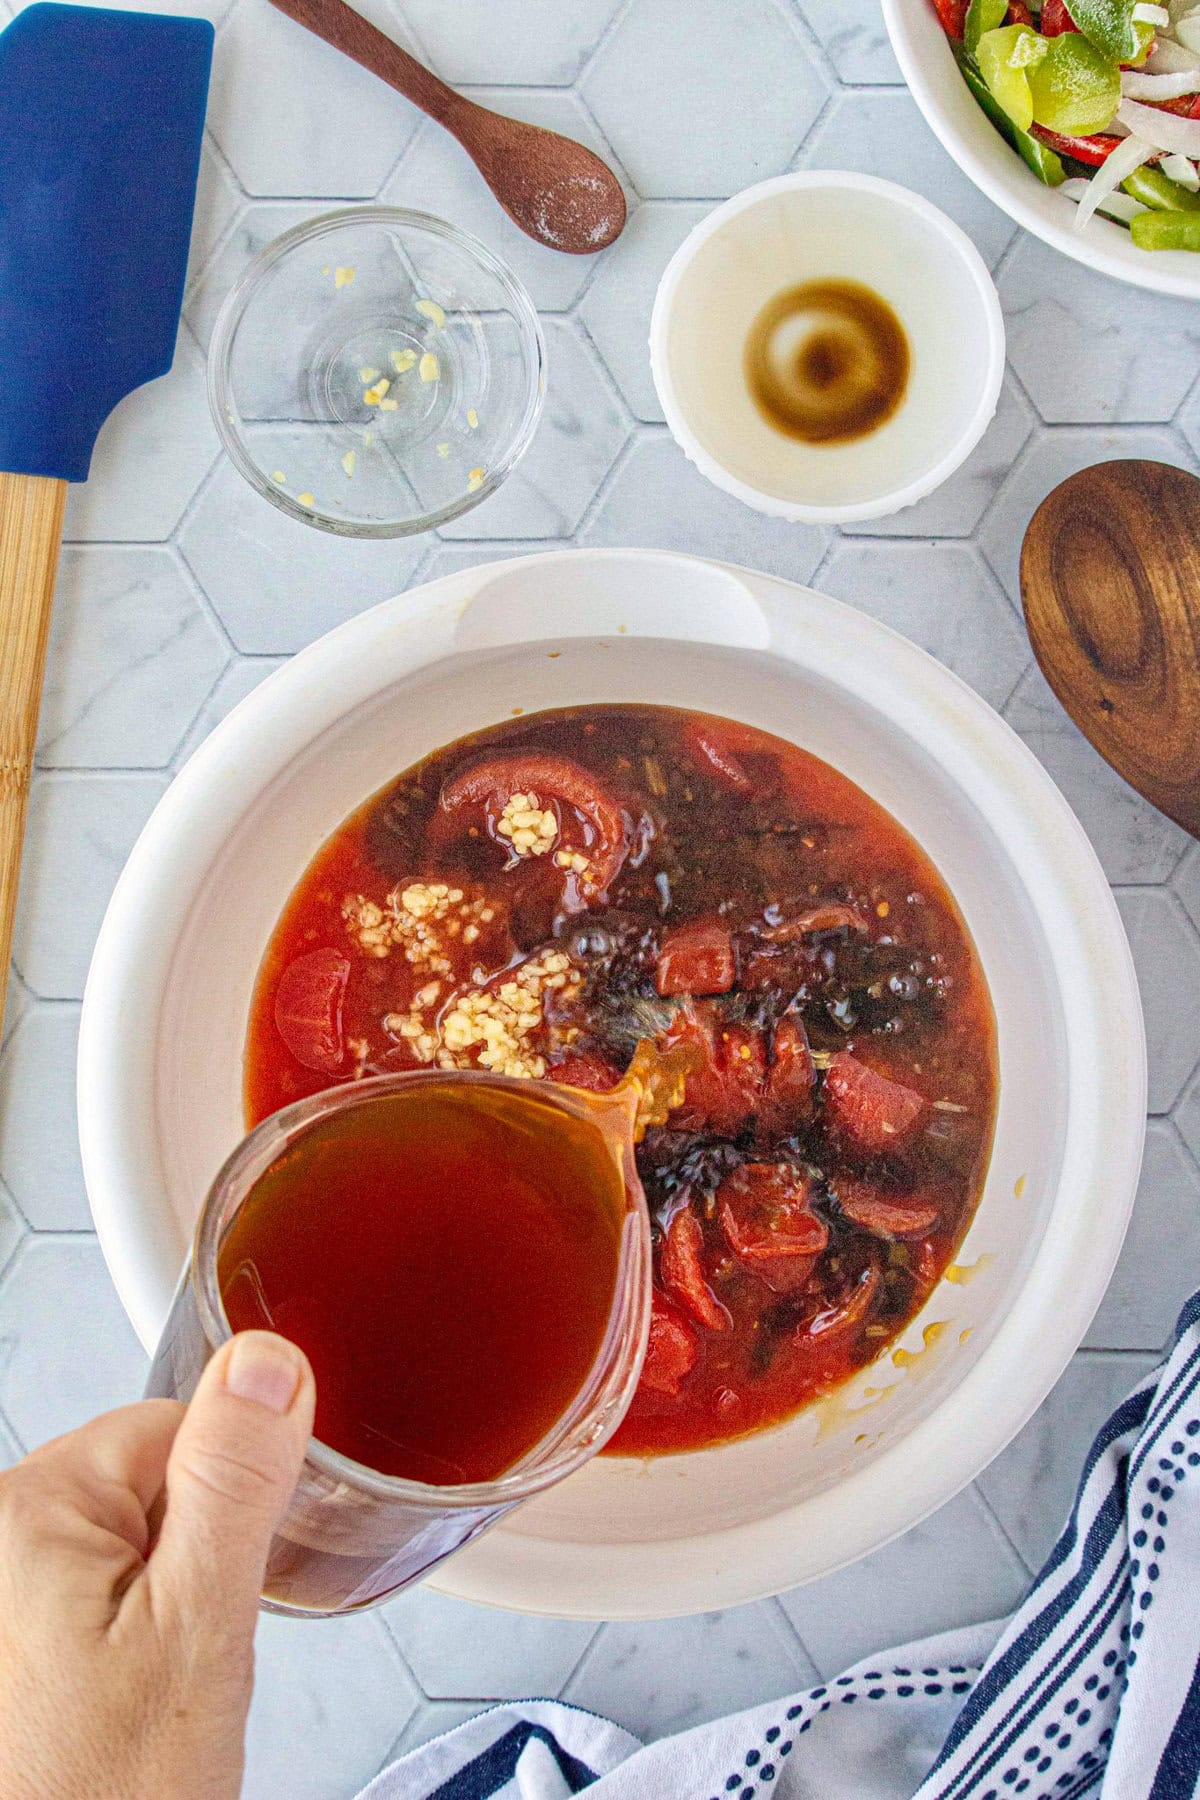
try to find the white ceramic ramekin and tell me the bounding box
[78,549,1145,1620]
[649,172,1006,526]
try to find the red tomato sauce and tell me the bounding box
[245,705,998,1458]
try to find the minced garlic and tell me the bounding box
[363,376,391,407]
[390,348,417,374]
[382,948,580,1080]
[343,884,496,975]
[415,298,446,328]
[419,352,440,383]
[496,792,557,856]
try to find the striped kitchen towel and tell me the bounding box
[357,1290,1200,1800]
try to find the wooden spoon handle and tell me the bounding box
[0,472,66,1032]
[267,0,469,132]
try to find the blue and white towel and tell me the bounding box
[357,1291,1200,1800]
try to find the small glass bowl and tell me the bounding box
[207,208,546,538]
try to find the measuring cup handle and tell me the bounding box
[0,471,66,1033]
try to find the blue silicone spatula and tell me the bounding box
[0,2,212,1027]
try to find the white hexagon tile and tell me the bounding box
[796,87,1016,270]
[582,0,828,198]
[5,0,1200,1785]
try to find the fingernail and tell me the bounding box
[225,1331,304,1416]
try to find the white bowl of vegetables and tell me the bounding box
[884,0,1200,295]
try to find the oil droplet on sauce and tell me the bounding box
[892,1319,949,1369]
[744,279,910,445]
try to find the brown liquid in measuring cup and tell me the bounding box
[744,279,909,445]
[219,1082,627,1487]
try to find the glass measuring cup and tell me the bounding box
[145,1044,690,1618]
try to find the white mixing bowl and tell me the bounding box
[884,0,1200,299]
[78,549,1145,1620]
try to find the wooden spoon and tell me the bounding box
[268,0,626,254]
[1020,459,1200,839]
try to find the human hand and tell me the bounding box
[0,1331,315,1800]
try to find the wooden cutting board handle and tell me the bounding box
[0,472,67,1033]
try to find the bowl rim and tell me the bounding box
[206,204,548,540]
[648,170,1006,525]
[882,0,1200,300]
[77,548,1147,1617]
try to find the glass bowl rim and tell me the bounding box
[206,205,547,540]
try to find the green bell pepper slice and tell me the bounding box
[1028,32,1121,135]
[965,0,1008,55]
[1122,165,1200,212]
[977,23,1050,133]
[955,45,1067,183]
[1064,0,1154,65]
[1130,208,1200,249]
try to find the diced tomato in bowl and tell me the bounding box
[273,948,351,1074]
[656,919,735,996]
[661,1207,730,1331]
[822,1051,927,1154]
[718,1163,829,1293]
[640,1293,700,1397]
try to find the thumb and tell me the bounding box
[150,1330,315,1631]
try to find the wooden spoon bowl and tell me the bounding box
[269,0,626,255]
[1020,458,1200,840]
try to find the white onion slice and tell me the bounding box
[1146,38,1200,73]
[1162,149,1200,183]
[1117,95,1200,151]
[1071,135,1158,232]
[1122,67,1200,96]
[1179,13,1200,51]
[1062,176,1150,220]
[1134,2,1171,22]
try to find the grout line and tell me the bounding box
[553,1623,603,1699]
[767,1593,821,1678]
[974,1485,1037,1582]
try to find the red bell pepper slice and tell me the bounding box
[433,751,630,899]
[640,1293,699,1396]
[1006,0,1034,23]
[718,1163,829,1293]
[274,947,351,1074]
[656,918,736,996]
[661,1208,730,1332]
[931,0,969,37]
[1149,93,1200,118]
[1031,125,1126,165]
[823,1052,927,1154]
[1039,0,1078,31]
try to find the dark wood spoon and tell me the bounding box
[1020,459,1200,839]
[268,0,626,254]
